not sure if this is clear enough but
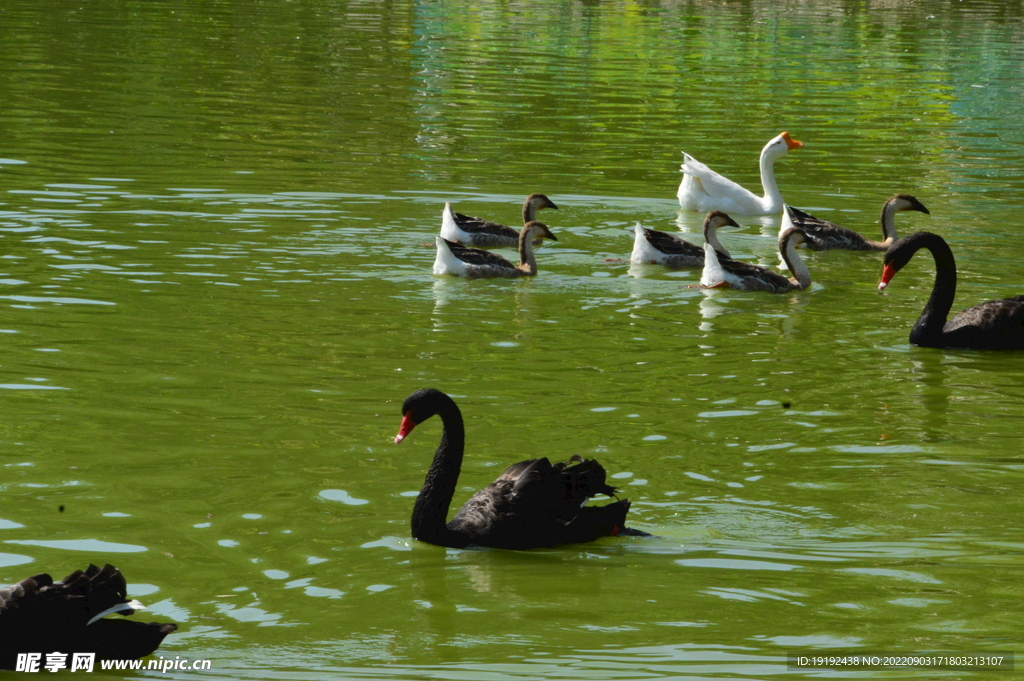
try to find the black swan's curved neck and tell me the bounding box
[411,397,469,547]
[907,233,957,345]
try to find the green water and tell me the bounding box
[2,1,1024,679]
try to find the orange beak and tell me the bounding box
[781,131,803,150]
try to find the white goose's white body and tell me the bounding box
[678,132,803,216]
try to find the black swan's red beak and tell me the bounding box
[878,263,897,291]
[394,412,416,444]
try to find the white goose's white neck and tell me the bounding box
[758,146,784,212]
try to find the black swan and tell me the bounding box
[631,210,740,268]
[784,194,929,251]
[0,564,177,669]
[701,227,811,293]
[878,231,1024,350]
[434,221,557,279]
[441,193,558,248]
[393,388,649,549]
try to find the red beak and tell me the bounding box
[394,413,416,444]
[878,263,896,291]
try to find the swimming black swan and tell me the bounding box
[434,221,557,279]
[784,194,929,251]
[441,193,558,248]
[0,564,177,669]
[394,388,649,549]
[879,231,1024,350]
[701,227,811,293]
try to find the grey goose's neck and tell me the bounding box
[517,228,539,276]
[779,229,811,289]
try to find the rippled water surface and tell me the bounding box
[3,1,1024,679]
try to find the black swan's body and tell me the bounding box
[785,194,929,251]
[0,564,177,669]
[879,231,1024,350]
[394,389,649,549]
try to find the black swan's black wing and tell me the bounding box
[0,564,176,669]
[942,296,1024,350]
[562,500,633,543]
[449,456,641,548]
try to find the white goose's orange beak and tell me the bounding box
[781,131,803,150]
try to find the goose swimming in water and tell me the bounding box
[678,132,803,215]
[441,194,558,248]
[394,388,649,549]
[434,221,557,279]
[701,227,812,294]
[783,194,930,251]
[0,564,177,669]
[879,231,1024,350]
[630,210,739,268]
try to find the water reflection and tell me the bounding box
[909,352,953,438]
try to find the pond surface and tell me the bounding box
[2,1,1024,679]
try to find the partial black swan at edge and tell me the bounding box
[0,564,177,669]
[394,388,650,549]
[879,231,1024,350]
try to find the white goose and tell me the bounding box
[701,227,811,293]
[630,210,739,268]
[434,221,557,279]
[678,132,803,215]
[441,194,558,249]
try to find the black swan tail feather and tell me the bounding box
[0,564,177,669]
[562,499,651,543]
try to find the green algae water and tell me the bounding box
[2,1,1024,678]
